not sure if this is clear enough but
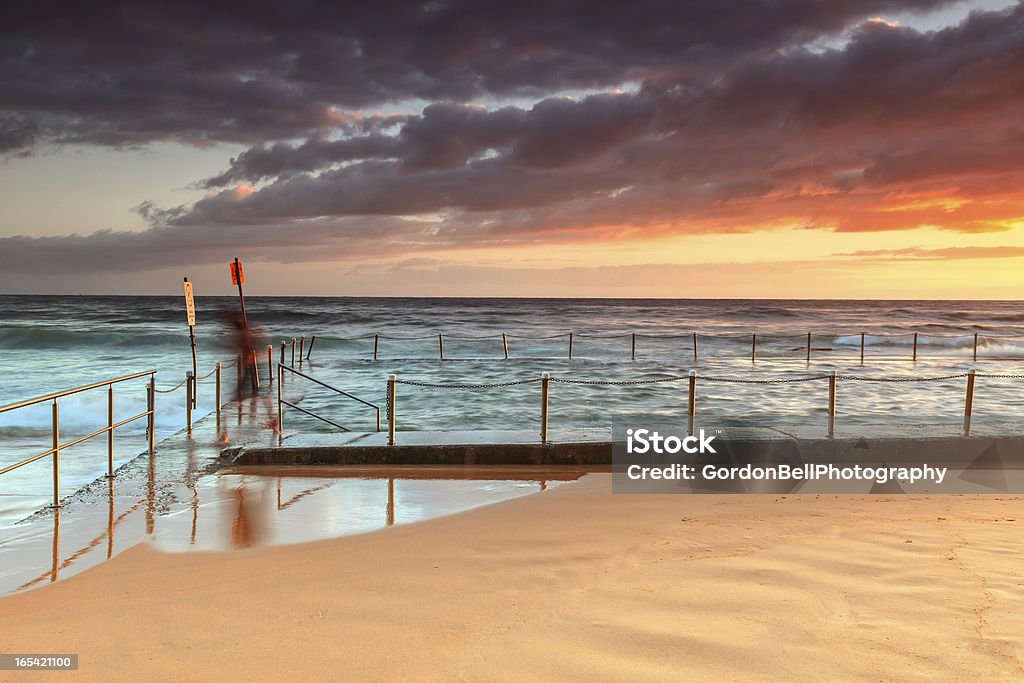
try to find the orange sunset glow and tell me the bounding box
[1,0,1023,297]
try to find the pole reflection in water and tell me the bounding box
[386,477,395,527]
[146,452,155,535]
[107,478,114,559]
[50,508,60,583]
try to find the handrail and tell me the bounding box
[336,329,1022,363]
[0,371,157,508]
[0,370,157,414]
[277,363,380,433]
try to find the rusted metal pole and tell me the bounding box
[277,363,284,434]
[267,345,273,382]
[186,372,194,433]
[503,333,509,360]
[374,333,379,360]
[687,370,696,417]
[631,333,636,361]
[693,333,698,361]
[828,370,837,438]
[540,372,550,443]
[251,354,260,391]
[306,335,316,360]
[806,332,812,362]
[51,400,60,508]
[147,377,155,455]
[568,332,573,359]
[215,362,222,416]
[973,332,978,362]
[964,369,976,436]
[860,332,865,364]
[912,333,918,361]
[107,384,115,477]
[291,338,296,366]
[299,336,305,366]
[387,374,397,446]
[438,333,445,360]
[280,341,285,367]
[751,334,757,363]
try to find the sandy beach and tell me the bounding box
[1,474,1021,681]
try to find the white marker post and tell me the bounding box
[183,277,198,409]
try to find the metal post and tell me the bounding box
[751,334,756,363]
[687,370,696,417]
[374,333,379,361]
[693,333,698,361]
[387,374,397,446]
[913,333,918,361]
[964,369,976,436]
[51,400,60,508]
[267,345,273,382]
[233,257,247,326]
[438,333,445,360]
[280,341,286,367]
[107,384,114,478]
[503,333,509,360]
[147,376,155,455]
[291,338,296,366]
[251,353,260,391]
[186,372,194,433]
[860,332,865,364]
[568,332,573,359]
[306,335,317,360]
[828,370,837,438]
[631,332,636,361]
[540,372,550,443]
[299,336,305,366]
[215,362,222,416]
[973,332,978,362]
[277,363,284,434]
[806,332,812,362]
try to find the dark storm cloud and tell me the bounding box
[3,0,1024,277]
[2,0,954,152]
[169,5,1024,235]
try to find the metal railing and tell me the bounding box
[0,370,157,508]
[277,364,380,433]
[325,329,1024,362]
[385,368,1024,444]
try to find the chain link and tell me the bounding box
[394,378,544,389]
[504,332,571,339]
[550,375,689,386]
[154,377,189,394]
[697,374,831,384]
[837,373,969,382]
[196,367,219,380]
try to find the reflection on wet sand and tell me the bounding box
[4,464,592,594]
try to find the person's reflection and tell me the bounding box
[229,480,268,548]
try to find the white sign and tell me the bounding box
[183,280,196,327]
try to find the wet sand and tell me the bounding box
[1,474,1022,681]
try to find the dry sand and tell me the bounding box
[2,474,1022,681]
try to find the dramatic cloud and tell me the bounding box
[2,0,955,152]
[3,0,1024,285]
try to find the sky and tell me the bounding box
[1,0,1023,298]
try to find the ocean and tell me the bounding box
[3,296,1024,519]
